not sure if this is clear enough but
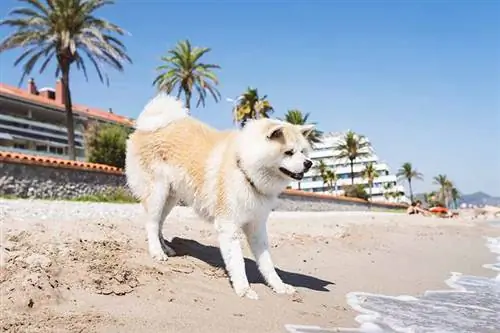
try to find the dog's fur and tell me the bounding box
[125,94,314,299]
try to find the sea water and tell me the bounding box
[285,221,500,333]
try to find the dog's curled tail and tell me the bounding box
[134,93,188,132]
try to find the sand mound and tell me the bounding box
[0,230,167,332]
[70,239,141,296]
[1,231,167,304]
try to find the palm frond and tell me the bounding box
[333,130,373,162]
[0,0,132,86]
[233,87,274,126]
[154,39,220,110]
[282,109,323,145]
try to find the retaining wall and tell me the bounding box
[0,152,125,199]
[0,151,407,211]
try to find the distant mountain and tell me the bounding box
[414,191,500,207]
[460,192,500,207]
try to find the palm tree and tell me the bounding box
[450,186,461,209]
[232,87,273,127]
[396,162,423,203]
[363,162,379,201]
[318,160,328,178]
[0,0,132,160]
[153,39,221,111]
[283,109,323,146]
[333,130,372,185]
[318,160,329,191]
[383,183,394,201]
[444,179,455,208]
[392,191,403,203]
[324,169,337,193]
[433,174,452,208]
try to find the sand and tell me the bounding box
[1,199,499,332]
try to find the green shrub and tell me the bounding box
[343,184,369,200]
[85,123,132,168]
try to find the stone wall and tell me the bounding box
[0,161,127,199]
[276,189,405,212]
[0,151,407,211]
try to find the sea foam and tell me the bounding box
[286,225,500,333]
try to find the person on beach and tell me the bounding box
[407,200,430,216]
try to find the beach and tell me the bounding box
[1,199,499,333]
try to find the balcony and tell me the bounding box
[0,113,84,143]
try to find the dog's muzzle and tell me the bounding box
[279,167,304,180]
[279,160,313,181]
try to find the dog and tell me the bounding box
[125,94,314,299]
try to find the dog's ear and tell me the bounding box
[299,124,315,138]
[267,124,284,141]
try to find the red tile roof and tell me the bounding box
[0,83,133,126]
[0,151,123,174]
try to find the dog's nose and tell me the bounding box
[303,159,313,171]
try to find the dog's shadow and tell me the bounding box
[167,237,334,292]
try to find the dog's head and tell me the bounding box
[237,119,315,183]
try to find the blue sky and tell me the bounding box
[0,0,499,196]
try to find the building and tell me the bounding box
[288,132,408,203]
[0,79,133,160]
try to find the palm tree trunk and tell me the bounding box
[440,188,448,208]
[350,159,355,185]
[369,181,373,209]
[185,89,191,113]
[297,182,301,190]
[61,65,76,161]
[408,178,413,203]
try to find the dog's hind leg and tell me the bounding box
[143,185,176,261]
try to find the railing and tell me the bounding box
[0,114,84,143]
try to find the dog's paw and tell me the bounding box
[160,239,177,257]
[272,283,297,295]
[149,248,169,261]
[234,286,259,300]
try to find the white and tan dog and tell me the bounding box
[125,94,314,299]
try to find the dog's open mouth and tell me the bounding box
[279,167,304,180]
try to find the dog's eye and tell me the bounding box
[284,150,294,156]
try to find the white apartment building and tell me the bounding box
[288,132,408,203]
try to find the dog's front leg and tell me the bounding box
[243,221,296,295]
[215,219,258,300]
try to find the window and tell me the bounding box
[49,146,64,155]
[0,128,83,147]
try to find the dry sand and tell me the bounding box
[1,199,499,332]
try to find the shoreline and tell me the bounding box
[1,199,499,332]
